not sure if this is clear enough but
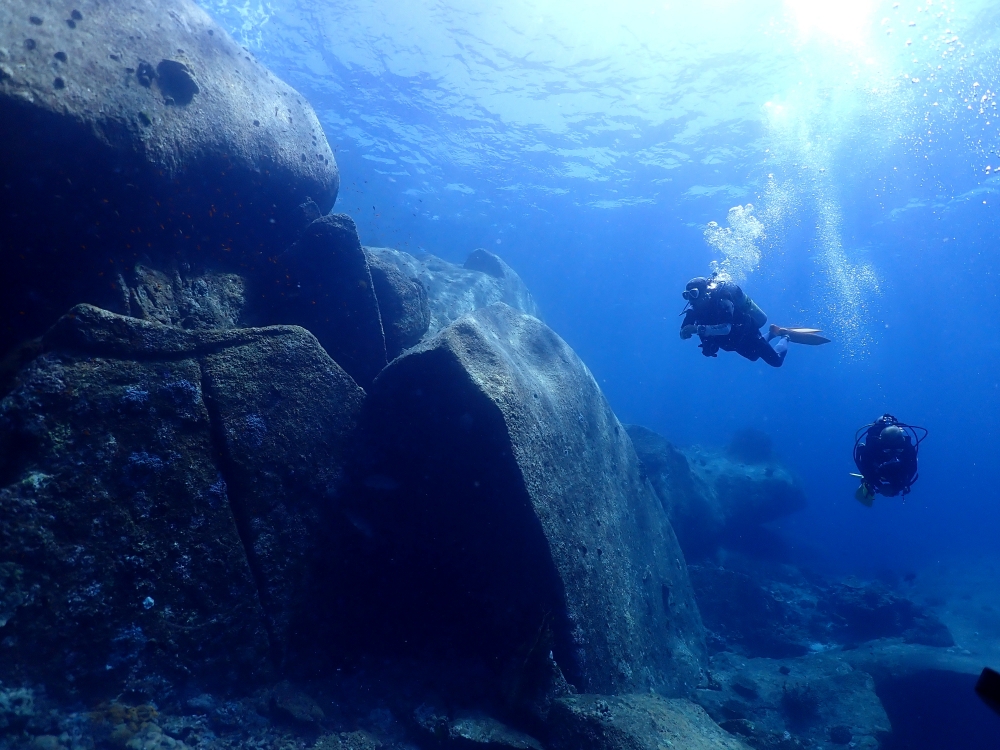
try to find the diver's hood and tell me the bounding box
[683,277,709,300]
[880,425,906,447]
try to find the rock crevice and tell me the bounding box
[0,306,364,694]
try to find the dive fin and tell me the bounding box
[854,484,875,507]
[771,325,832,345]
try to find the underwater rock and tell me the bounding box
[686,555,953,660]
[445,715,544,750]
[364,248,540,339]
[364,248,431,360]
[414,709,544,750]
[688,565,811,659]
[821,578,954,648]
[0,686,35,733]
[547,693,751,750]
[336,303,705,698]
[0,305,363,696]
[693,651,890,750]
[315,731,384,750]
[264,215,387,387]
[626,426,806,560]
[266,681,325,726]
[127,265,248,330]
[0,0,338,358]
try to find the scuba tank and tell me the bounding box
[744,297,768,329]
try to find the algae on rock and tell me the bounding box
[0,305,363,696]
[337,303,705,697]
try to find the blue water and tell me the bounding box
[199,0,1000,577]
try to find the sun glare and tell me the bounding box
[785,0,879,44]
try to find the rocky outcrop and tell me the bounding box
[0,0,338,355]
[693,651,890,750]
[0,305,363,697]
[127,265,248,330]
[365,248,540,339]
[364,249,431,360]
[688,559,953,659]
[626,426,806,560]
[821,578,954,648]
[548,694,751,750]
[683,557,979,747]
[262,215,387,387]
[333,303,705,699]
[688,565,813,659]
[414,708,545,750]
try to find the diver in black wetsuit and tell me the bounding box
[679,276,788,367]
[852,414,926,505]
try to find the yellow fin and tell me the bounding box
[854,484,874,507]
[779,327,831,345]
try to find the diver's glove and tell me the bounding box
[680,324,697,340]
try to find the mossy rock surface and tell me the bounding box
[548,693,752,750]
[0,306,363,697]
[340,303,704,697]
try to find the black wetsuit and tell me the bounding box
[854,422,918,497]
[682,281,784,367]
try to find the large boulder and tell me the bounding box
[334,303,705,699]
[364,249,430,361]
[693,651,891,750]
[0,305,363,698]
[687,560,953,659]
[626,426,806,560]
[548,694,750,750]
[365,248,540,339]
[0,0,338,355]
[262,214,387,387]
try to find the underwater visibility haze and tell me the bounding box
[2,0,1000,748]
[202,0,1000,573]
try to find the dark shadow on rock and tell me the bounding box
[314,304,704,705]
[689,566,809,659]
[263,215,387,387]
[156,60,199,105]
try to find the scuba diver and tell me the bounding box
[852,414,928,506]
[679,275,830,367]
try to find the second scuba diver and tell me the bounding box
[679,275,830,367]
[852,413,927,506]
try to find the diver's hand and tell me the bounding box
[680,324,698,340]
